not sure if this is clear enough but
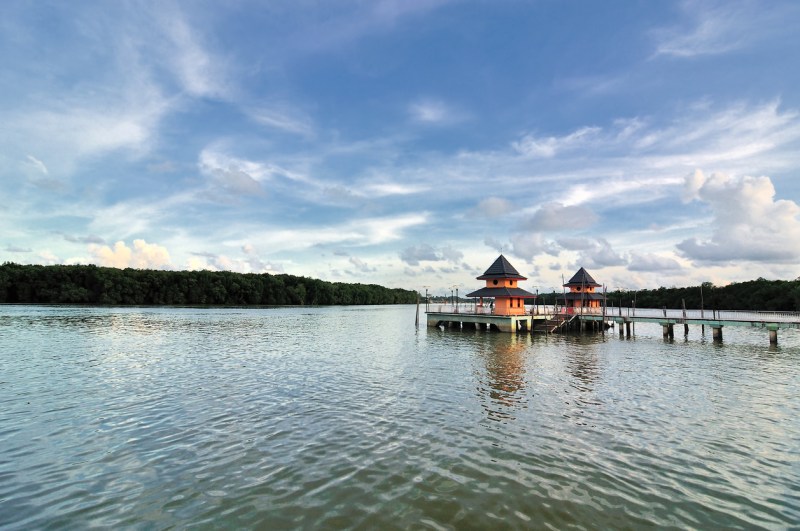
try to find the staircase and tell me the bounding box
[534,313,576,334]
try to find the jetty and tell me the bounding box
[427,255,535,332]
[426,258,800,344]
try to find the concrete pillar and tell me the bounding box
[662,324,674,339]
[625,321,631,338]
[684,323,689,336]
[769,328,778,345]
[618,322,624,337]
[712,326,723,342]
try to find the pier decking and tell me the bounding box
[426,304,800,344]
[426,307,537,332]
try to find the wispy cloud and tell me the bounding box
[650,0,791,58]
[512,127,601,158]
[629,252,683,272]
[287,0,458,54]
[151,3,231,99]
[408,98,465,125]
[399,243,463,266]
[248,105,316,137]
[25,155,48,175]
[5,245,32,253]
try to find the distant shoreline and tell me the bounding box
[0,263,417,306]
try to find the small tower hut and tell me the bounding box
[563,267,603,312]
[466,255,536,315]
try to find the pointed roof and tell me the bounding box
[476,255,527,280]
[564,267,600,287]
[466,286,536,298]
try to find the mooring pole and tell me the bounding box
[415,292,420,328]
[682,298,689,336]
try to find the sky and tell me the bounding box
[3,0,800,296]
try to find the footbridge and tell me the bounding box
[579,307,800,344]
[427,303,800,344]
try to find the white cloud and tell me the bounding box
[288,0,457,54]
[512,126,600,158]
[361,180,428,197]
[212,167,265,196]
[90,191,198,240]
[628,252,683,272]
[677,170,800,263]
[650,0,784,58]
[556,237,595,251]
[249,105,315,137]
[156,6,229,99]
[349,256,377,273]
[576,238,627,269]
[510,233,560,262]
[399,243,463,266]
[187,252,283,274]
[522,203,599,231]
[225,213,428,254]
[473,197,513,218]
[5,245,32,253]
[408,98,464,125]
[25,155,48,175]
[12,93,168,175]
[89,239,172,269]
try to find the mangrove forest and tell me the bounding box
[0,263,417,306]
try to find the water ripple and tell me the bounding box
[0,306,798,528]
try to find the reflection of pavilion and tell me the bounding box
[563,343,603,423]
[474,334,530,421]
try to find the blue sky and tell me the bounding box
[3,0,800,295]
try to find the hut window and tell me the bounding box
[493,280,498,285]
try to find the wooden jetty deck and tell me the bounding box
[426,304,800,345]
[426,307,535,333]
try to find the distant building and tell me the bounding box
[563,267,603,311]
[466,255,536,315]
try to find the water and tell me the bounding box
[1,305,798,529]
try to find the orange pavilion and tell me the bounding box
[466,255,536,315]
[562,267,604,313]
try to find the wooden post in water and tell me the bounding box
[700,283,705,335]
[768,325,778,346]
[415,293,420,328]
[682,299,689,336]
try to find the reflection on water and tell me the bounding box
[474,334,530,421]
[566,341,601,393]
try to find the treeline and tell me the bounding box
[540,278,800,312]
[0,263,417,306]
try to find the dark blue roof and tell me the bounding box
[476,255,527,280]
[563,267,600,287]
[466,286,536,298]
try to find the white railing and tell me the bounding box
[607,307,800,323]
[427,303,800,324]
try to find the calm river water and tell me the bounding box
[1,305,798,529]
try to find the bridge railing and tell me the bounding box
[427,303,800,323]
[606,307,800,323]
